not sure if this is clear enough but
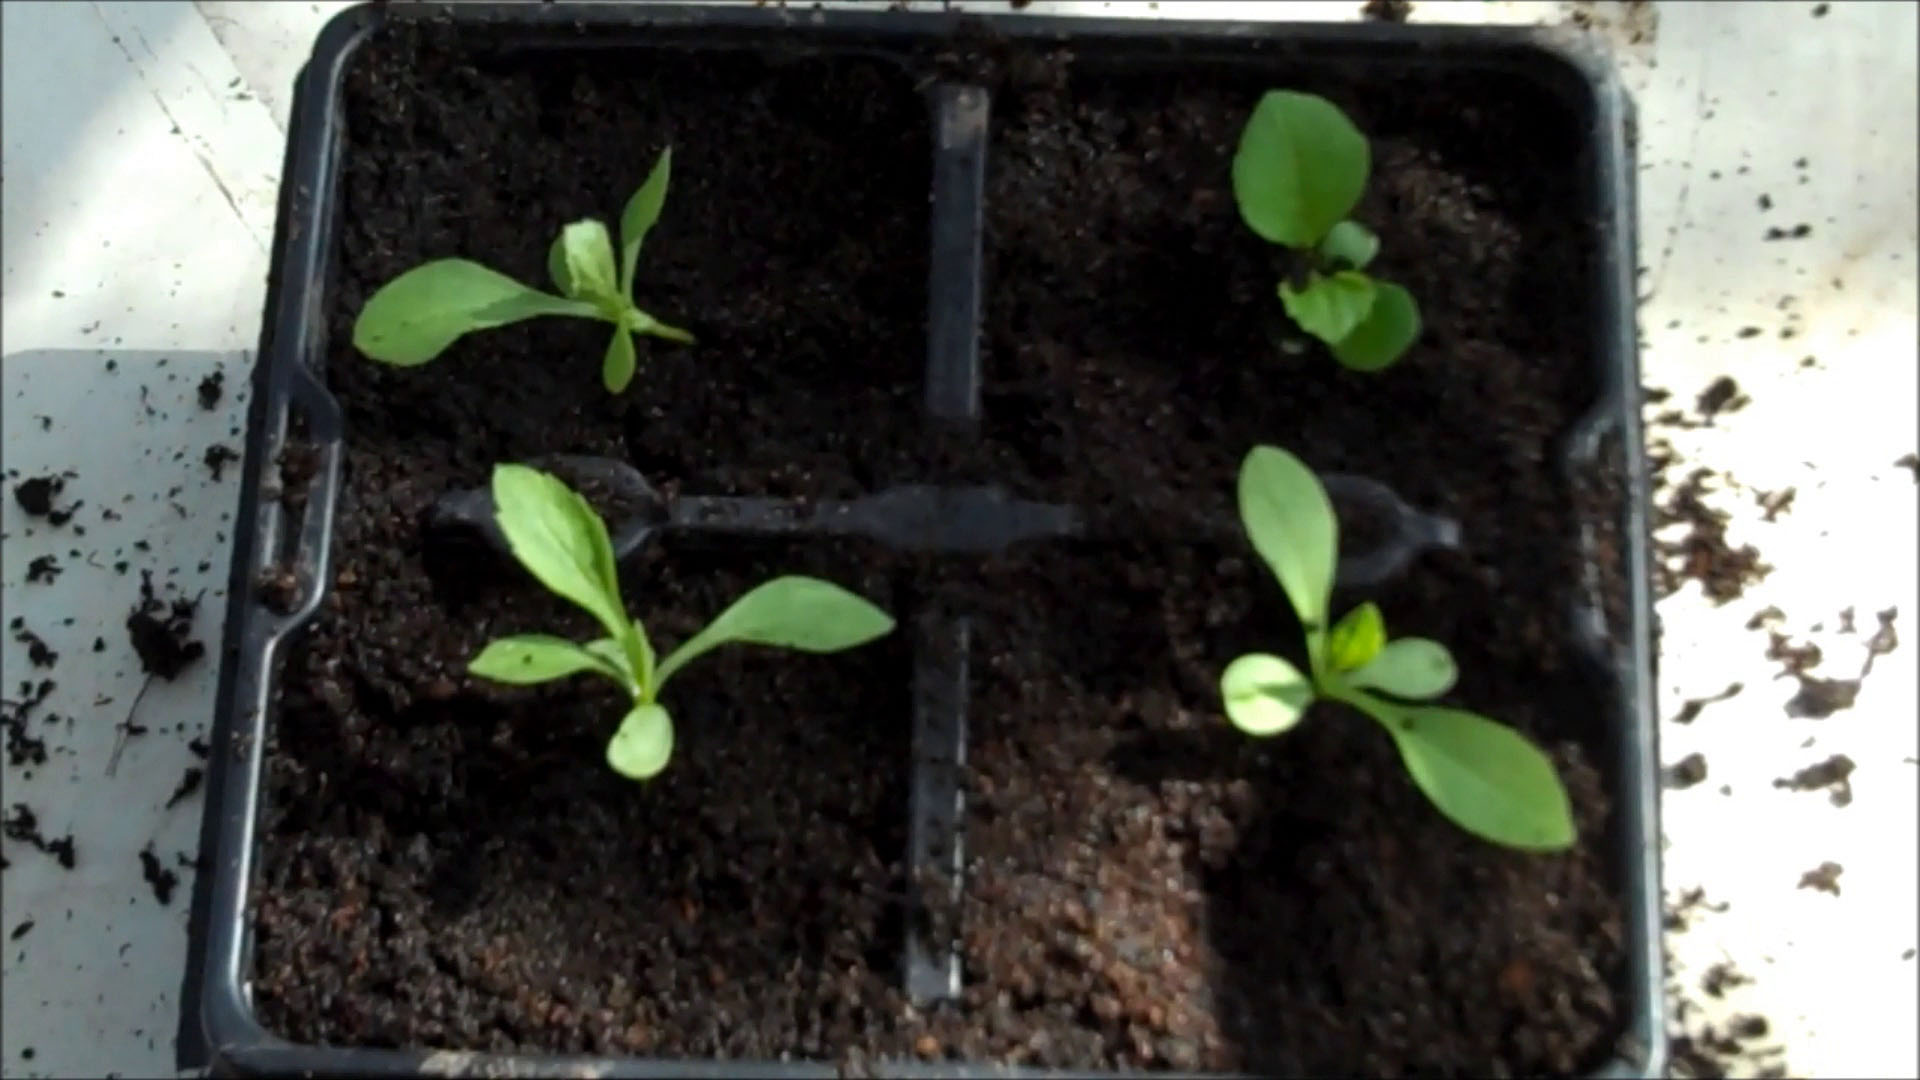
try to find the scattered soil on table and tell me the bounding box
[1755,486,1795,521]
[1766,609,1896,719]
[1663,886,1728,933]
[203,443,240,482]
[1360,0,1413,21]
[1784,672,1857,718]
[11,475,64,517]
[1672,681,1742,724]
[3,677,55,768]
[3,804,76,869]
[1699,961,1752,999]
[1773,753,1854,807]
[1664,751,1709,790]
[197,370,225,410]
[1697,372,1758,418]
[1669,1014,1785,1080]
[1862,606,1899,674]
[164,766,206,810]
[1654,467,1769,603]
[251,21,1634,1076]
[139,846,179,905]
[1797,861,1843,895]
[10,621,58,669]
[125,570,204,681]
[325,17,931,504]
[25,555,62,584]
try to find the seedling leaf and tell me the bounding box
[603,326,637,394]
[1221,653,1314,735]
[629,307,696,346]
[620,147,672,297]
[1232,90,1371,249]
[1332,279,1421,372]
[353,259,595,366]
[491,464,629,643]
[1279,270,1377,346]
[547,232,574,298]
[1345,637,1457,700]
[1237,446,1337,667]
[1353,695,1576,851]
[653,576,896,692]
[1319,219,1380,269]
[1326,602,1386,673]
[607,702,674,780]
[560,219,619,304]
[469,634,626,686]
[623,620,657,694]
[582,637,644,697]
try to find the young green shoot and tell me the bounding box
[353,148,693,393]
[466,463,895,780]
[1231,91,1422,372]
[1219,445,1575,851]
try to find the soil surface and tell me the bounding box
[324,18,931,504]
[252,18,1632,1077]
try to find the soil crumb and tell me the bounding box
[204,444,240,482]
[139,847,179,905]
[164,766,206,810]
[1361,0,1412,21]
[3,678,55,767]
[1673,682,1743,724]
[1755,487,1795,522]
[10,623,58,669]
[1663,751,1709,790]
[1797,861,1842,895]
[11,476,63,517]
[1700,961,1752,999]
[1784,676,1859,719]
[25,556,62,584]
[3,804,76,869]
[1664,886,1728,933]
[1862,607,1898,675]
[1654,468,1769,603]
[197,370,225,410]
[1694,375,1748,421]
[125,570,205,681]
[1773,754,1854,807]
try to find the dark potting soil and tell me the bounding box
[910,541,1621,1075]
[322,19,931,506]
[933,56,1627,1074]
[251,21,1631,1077]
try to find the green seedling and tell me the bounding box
[466,463,895,780]
[353,148,692,393]
[1219,445,1574,851]
[1231,91,1422,372]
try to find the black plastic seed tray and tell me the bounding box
[184,4,1659,1077]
